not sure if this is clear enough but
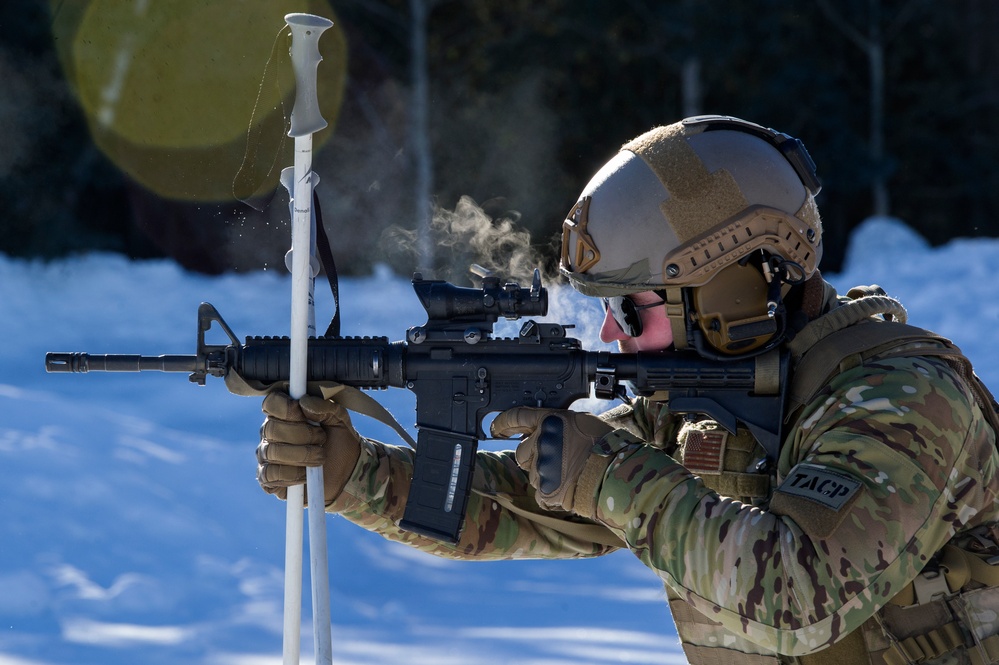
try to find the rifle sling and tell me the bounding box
[288,379,627,547]
[223,369,418,448]
[312,192,342,338]
[481,492,626,548]
[320,383,418,448]
[323,384,626,547]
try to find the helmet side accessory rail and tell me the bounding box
[659,205,819,288]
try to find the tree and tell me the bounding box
[410,0,439,273]
[816,0,932,218]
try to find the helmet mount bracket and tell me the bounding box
[561,197,601,273]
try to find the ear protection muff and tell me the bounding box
[669,254,804,359]
[690,261,778,355]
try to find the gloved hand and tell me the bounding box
[490,407,616,518]
[256,392,362,506]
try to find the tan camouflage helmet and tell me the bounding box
[560,115,823,355]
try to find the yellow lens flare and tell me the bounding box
[52,0,346,202]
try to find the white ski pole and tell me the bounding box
[283,12,334,665]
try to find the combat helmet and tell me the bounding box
[560,115,823,358]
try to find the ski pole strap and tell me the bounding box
[312,191,341,338]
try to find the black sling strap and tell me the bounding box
[312,190,341,338]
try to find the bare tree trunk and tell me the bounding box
[680,0,701,117]
[410,0,435,273]
[681,57,702,117]
[867,0,889,216]
[818,0,892,217]
[869,38,889,216]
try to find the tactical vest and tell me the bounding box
[670,286,999,665]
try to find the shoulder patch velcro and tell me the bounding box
[771,463,864,537]
[777,463,862,510]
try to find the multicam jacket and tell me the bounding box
[328,292,999,663]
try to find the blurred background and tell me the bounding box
[3,0,998,281]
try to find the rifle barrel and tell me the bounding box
[45,352,198,373]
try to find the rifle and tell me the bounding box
[46,271,789,544]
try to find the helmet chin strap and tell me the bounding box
[663,287,689,350]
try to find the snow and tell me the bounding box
[2,216,997,664]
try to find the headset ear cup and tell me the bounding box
[691,262,778,355]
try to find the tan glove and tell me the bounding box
[491,407,615,518]
[256,392,362,506]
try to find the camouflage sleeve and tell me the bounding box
[602,398,685,450]
[593,355,999,655]
[328,437,620,560]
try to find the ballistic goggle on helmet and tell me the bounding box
[561,115,823,357]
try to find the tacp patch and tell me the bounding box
[776,463,862,510]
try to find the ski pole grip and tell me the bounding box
[285,13,334,138]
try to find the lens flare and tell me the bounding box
[52,0,346,202]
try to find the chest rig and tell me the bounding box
[668,283,999,665]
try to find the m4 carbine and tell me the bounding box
[46,272,788,544]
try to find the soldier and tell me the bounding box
[256,116,999,664]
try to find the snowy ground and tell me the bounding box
[2,217,997,664]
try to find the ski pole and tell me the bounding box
[283,13,334,665]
